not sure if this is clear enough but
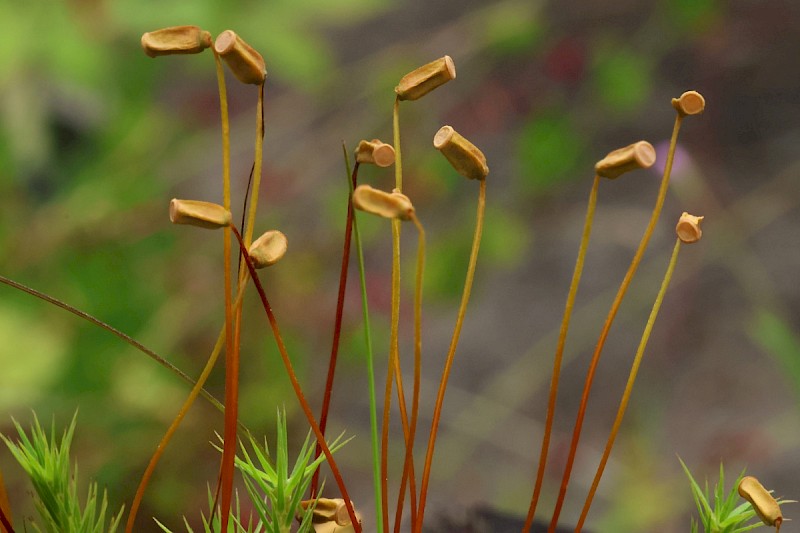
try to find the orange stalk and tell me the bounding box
[310,161,360,497]
[576,238,682,530]
[230,225,362,532]
[394,214,425,532]
[548,115,683,531]
[522,175,600,532]
[415,178,486,533]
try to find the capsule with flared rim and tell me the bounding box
[248,230,288,268]
[676,212,704,244]
[352,184,414,220]
[395,56,456,101]
[355,139,395,167]
[169,199,231,229]
[214,30,266,85]
[433,125,488,181]
[141,26,213,58]
[594,141,656,180]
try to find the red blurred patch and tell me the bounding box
[543,37,586,85]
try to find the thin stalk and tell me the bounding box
[242,83,266,248]
[310,160,360,498]
[221,80,265,531]
[548,114,684,532]
[395,214,425,532]
[345,146,385,533]
[522,175,600,532]
[214,50,237,533]
[126,330,225,533]
[125,283,260,533]
[381,216,412,533]
[0,275,225,412]
[393,96,402,191]
[383,94,417,531]
[382,96,403,533]
[214,52,231,213]
[415,178,486,533]
[230,225,362,532]
[576,239,682,531]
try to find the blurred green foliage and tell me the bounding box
[516,110,585,191]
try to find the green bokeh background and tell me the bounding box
[1,0,799,531]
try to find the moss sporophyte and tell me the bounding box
[0,23,791,533]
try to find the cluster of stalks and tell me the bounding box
[5,22,779,533]
[136,32,491,532]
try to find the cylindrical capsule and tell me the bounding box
[169,199,231,229]
[298,498,362,533]
[738,476,783,529]
[395,56,456,101]
[355,139,395,167]
[433,125,489,181]
[141,26,212,58]
[214,30,267,85]
[594,140,656,180]
[352,184,414,221]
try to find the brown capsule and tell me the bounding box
[214,30,266,85]
[352,184,414,221]
[248,230,288,268]
[169,199,231,229]
[395,56,456,101]
[298,498,362,533]
[355,139,395,167]
[141,26,213,58]
[433,125,489,181]
[738,476,783,528]
[676,212,704,244]
[672,90,706,117]
[594,141,656,180]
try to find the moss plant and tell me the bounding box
[679,459,792,533]
[158,409,342,533]
[1,413,123,533]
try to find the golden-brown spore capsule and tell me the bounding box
[355,139,395,167]
[352,184,414,220]
[433,125,489,181]
[672,90,706,117]
[395,56,456,101]
[214,30,266,85]
[676,212,704,244]
[298,498,362,532]
[738,476,783,529]
[594,141,656,180]
[248,230,288,268]
[169,199,232,229]
[141,26,213,58]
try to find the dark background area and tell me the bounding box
[1,0,799,531]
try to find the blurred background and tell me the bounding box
[1,0,799,531]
